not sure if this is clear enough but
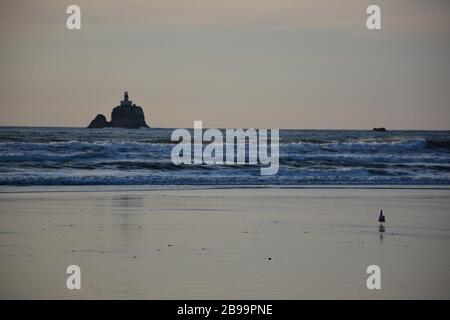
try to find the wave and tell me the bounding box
[426,138,450,150]
[1,171,449,186]
[0,128,449,186]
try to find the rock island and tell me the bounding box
[88,91,149,129]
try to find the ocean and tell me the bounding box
[0,127,449,186]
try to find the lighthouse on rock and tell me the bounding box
[87,91,149,129]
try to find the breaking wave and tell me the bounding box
[0,127,449,186]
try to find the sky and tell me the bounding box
[0,0,449,129]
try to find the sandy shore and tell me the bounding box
[0,187,449,299]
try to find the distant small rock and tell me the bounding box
[373,127,387,132]
[88,114,109,128]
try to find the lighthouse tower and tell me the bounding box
[120,91,132,107]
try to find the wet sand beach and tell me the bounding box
[0,187,449,299]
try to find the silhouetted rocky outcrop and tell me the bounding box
[88,114,109,128]
[373,127,387,132]
[87,91,149,129]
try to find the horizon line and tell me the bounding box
[0,125,449,131]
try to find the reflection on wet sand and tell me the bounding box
[0,188,449,299]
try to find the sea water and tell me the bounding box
[0,127,449,186]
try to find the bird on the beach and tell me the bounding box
[378,210,385,232]
[378,210,385,223]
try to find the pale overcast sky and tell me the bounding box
[0,0,449,129]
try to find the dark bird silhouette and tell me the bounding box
[378,210,385,223]
[378,210,386,232]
